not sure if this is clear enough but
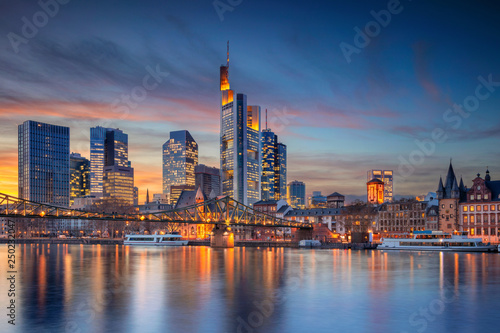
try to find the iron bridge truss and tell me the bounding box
[0,193,311,229]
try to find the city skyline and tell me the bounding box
[1,0,499,203]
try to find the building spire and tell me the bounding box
[265,108,268,130]
[146,188,149,204]
[227,40,229,67]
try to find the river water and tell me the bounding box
[1,244,500,333]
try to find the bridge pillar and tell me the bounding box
[294,228,313,241]
[210,224,234,248]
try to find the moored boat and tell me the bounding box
[124,233,188,246]
[378,230,497,252]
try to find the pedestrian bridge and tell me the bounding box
[0,193,311,229]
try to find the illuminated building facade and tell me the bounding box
[70,153,90,206]
[162,130,198,201]
[367,178,384,204]
[102,165,134,204]
[195,164,221,198]
[220,46,261,205]
[261,130,287,201]
[287,180,306,209]
[459,169,500,243]
[90,127,128,197]
[18,120,70,207]
[367,170,393,202]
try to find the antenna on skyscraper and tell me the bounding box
[265,109,268,130]
[227,40,229,68]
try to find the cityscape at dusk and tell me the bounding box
[1,1,500,332]
[1,0,499,203]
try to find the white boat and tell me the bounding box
[124,233,188,246]
[378,230,498,252]
[298,239,322,247]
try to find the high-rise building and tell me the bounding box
[18,120,70,206]
[287,180,306,209]
[367,170,393,202]
[103,165,134,204]
[162,130,198,200]
[261,129,287,201]
[367,178,384,204]
[70,153,90,206]
[220,45,261,206]
[133,187,139,206]
[275,142,287,199]
[90,127,129,197]
[195,164,221,198]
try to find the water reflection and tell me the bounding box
[0,246,499,333]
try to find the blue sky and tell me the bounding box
[0,0,499,202]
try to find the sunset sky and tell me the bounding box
[1,0,499,203]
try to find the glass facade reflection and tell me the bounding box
[18,120,70,206]
[90,127,129,198]
[162,130,198,200]
[261,130,287,201]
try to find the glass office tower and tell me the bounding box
[287,180,306,209]
[261,129,287,201]
[162,130,198,197]
[18,120,70,206]
[70,153,90,206]
[90,127,129,198]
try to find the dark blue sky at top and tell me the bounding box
[0,0,499,199]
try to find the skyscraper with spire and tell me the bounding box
[220,42,261,205]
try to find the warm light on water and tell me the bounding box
[1,245,500,332]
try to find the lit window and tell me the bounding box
[463,206,468,212]
[470,195,474,200]
[470,206,475,212]
[471,215,475,223]
[477,205,481,212]
[485,194,489,200]
[491,205,496,211]
[477,194,482,200]
[484,205,488,211]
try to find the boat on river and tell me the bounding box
[378,230,497,252]
[124,233,188,246]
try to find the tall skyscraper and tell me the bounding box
[261,128,287,201]
[90,127,129,197]
[367,169,393,203]
[195,164,221,198]
[70,153,90,206]
[220,44,261,206]
[162,130,198,203]
[287,180,306,209]
[18,120,70,206]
